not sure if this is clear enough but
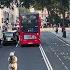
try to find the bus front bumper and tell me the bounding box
[19,39,41,45]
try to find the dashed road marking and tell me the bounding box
[59,57,62,61]
[54,52,56,55]
[16,41,19,47]
[56,53,69,70]
[65,65,69,70]
[49,44,69,70]
[56,55,59,57]
[54,51,69,70]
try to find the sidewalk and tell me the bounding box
[51,28,70,44]
[40,28,70,44]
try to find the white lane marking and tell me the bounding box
[50,46,69,70]
[65,65,69,70]
[56,55,59,58]
[16,44,18,47]
[57,37,70,46]
[39,44,53,70]
[16,41,19,47]
[55,53,69,70]
[59,57,62,62]
[62,62,64,65]
[53,51,69,70]
[54,52,56,55]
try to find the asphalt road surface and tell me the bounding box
[0,31,70,70]
[0,44,47,70]
[41,31,70,70]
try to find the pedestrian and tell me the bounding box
[0,39,2,46]
[0,26,1,30]
[8,52,17,70]
[62,28,66,38]
[62,26,65,32]
[55,26,58,33]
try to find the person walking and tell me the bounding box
[8,52,17,70]
[55,26,58,33]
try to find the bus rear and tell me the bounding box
[19,13,41,46]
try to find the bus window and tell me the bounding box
[22,14,38,33]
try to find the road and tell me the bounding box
[0,31,70,70]
[0,44,47,70]
[41,31,70,70]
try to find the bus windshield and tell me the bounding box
[21,14,39,33]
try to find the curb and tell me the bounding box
[51,32,70,45]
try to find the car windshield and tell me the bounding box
[21,14,39,33]
[4,32,13,37]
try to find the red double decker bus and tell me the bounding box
[18,13,41,47]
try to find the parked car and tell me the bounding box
[2,30,18,45]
